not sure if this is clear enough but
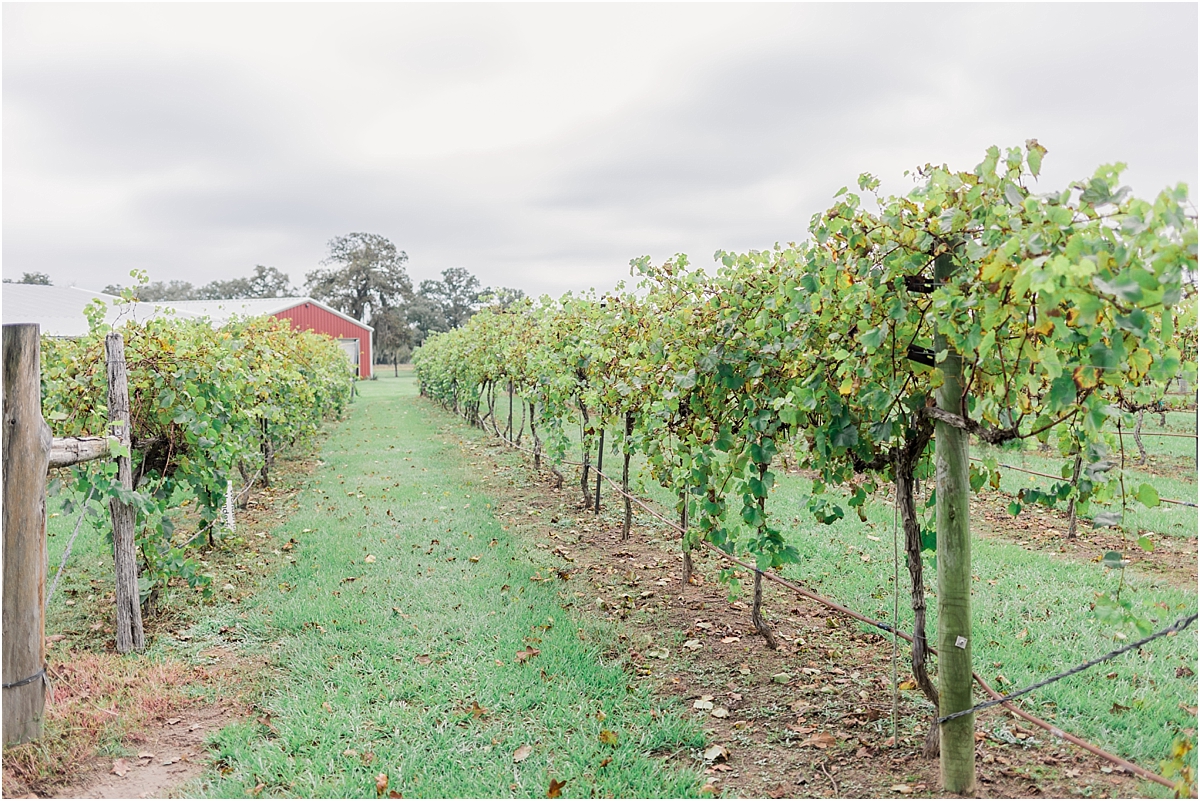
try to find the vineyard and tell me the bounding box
[1,142,1196,799]
[28,311,355,648]
[413,145,1199,794]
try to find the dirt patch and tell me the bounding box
[47,702,239,799]
[457,432,1157,799]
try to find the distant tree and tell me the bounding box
[371,306,413,376]
[418,267,486,329]
[196,265,295,299]
[3,272,53,285]
[403,295,449,347]
[479,286,527,310]
[305,233,412,323]
[103,280,199,301]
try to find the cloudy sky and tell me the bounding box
[4,3,1196,298]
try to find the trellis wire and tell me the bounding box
[46,485,97,607]
[938,612,1198,724]
[978,458,1198,508]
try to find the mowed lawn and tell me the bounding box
[203,374,705,798]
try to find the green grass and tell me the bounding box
[194,375,704,798]
[974,436,1196,541]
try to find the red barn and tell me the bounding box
[169,297,374,378]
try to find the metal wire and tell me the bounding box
[938,613,1199,724]
[46,485,97,607]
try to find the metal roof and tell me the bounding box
[167,297,373,332]
[1,284,202,338]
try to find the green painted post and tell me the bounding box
[934,255,974,794]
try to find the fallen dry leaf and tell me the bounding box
[599,729,618,746]
[375,773,388,796]
[804,732,837,749]
[513,744,533,763]
[703,745,729,763]
[515,648,540,663]
[322,702,334,713]
[720,636,740,644]
[711,707,729,719]
[891,784,913,794]
[111,758,131,777]
[251,781,266,796]
[693,700,714,711]
[767,785,789,799]
[365,555,376,563]
[469,701,488,718]
[683,639,703,651]
[414,655,432,665]
[165,717,182,725]
[547,778,567,798]
[388,792,403,799]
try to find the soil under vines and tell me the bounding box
[456,426,1166,799]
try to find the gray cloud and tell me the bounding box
[3,3,1195,298]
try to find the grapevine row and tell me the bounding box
[414,145,1196,748]
[42,312,355,600]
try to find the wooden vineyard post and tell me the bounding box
[933,255,974,793]
[3,324,53,744]
[106,333,145,653]
[621,412,633,540]
[593,429,604,513]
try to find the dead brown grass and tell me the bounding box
[2,652,201,796]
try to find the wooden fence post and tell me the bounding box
[3,324,52,744]
[106,333,144,653]
[934,256,975,793]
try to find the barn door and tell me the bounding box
[337,338,360,366]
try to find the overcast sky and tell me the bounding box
[4,3,1196,299]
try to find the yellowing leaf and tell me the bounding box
[599,729,618,746]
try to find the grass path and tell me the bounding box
[202,375,704,798]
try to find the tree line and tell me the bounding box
[92,233,522,369]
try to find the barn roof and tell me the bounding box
[1,284,202,337]
[167,297,373,332]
